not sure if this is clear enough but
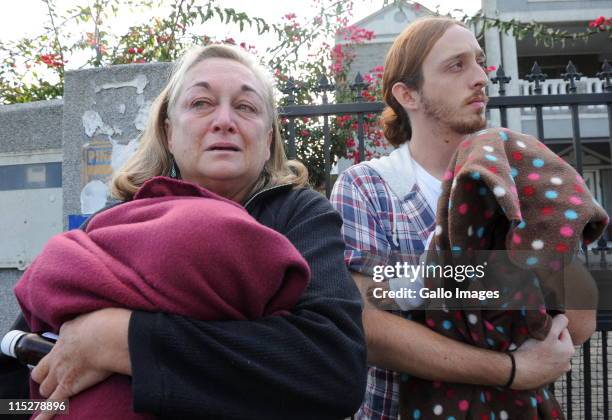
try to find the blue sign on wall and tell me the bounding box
[67,214,91,230]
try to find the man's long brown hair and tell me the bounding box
[382,17,464,146]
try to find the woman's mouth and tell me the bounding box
[206,143,241,152]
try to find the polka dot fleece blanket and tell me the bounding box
[399,128,609,419]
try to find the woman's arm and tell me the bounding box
[30,308,130,420]
[126,189,366,419]
[33,189,367,420]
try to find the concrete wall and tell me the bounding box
[0,63,172,333]
[0,99,63,154]
[0,270,23,333]
[62,62,171,224]
[349,42,391,82]
[0,100,65,332]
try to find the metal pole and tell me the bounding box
[570,103,584,176]
[351,73,368,163]
[287,118,296,159]
[357,113,365,163]
[500,107,508,128]
[567,368,573,420]
[323,107,331,197]
[535,106,544,140]
[316,74,334,197]
[603,331,609,420]
[583,339,591,419]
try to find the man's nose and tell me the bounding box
[212,103,237,133]
[471,63,489,90]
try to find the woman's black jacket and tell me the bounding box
[0,185,367,419]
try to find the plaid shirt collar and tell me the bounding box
[364,142,416,201]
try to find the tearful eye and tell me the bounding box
[237,103,256,113]
[191,99,212,108]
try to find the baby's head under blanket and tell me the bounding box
[418,127,609,345]
[433,127,609,271]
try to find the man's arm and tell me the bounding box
[353,272,575,390]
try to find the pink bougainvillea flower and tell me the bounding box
[37,53,65,68]
[588,16,609,28]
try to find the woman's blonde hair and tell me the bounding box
[110,44,307,201]
[382,17,464,146]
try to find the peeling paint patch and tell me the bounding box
[82,110,115,137]
[118,104,126,114]
[110,137,140,171]
[94,74,148,94]
[80,180,109,214]
[134,101,152,131]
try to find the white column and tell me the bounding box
[501,31,522,131]
[483,0,501,128]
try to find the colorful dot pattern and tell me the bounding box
[432,128,608,270]
[399,128,609,420]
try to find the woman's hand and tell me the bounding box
[30,308,132,420]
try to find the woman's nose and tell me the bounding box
[212,104,237,133]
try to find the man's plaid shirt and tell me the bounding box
[330,159,436,420]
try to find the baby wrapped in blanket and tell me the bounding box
[14,176,311,419]
[396,128,609,419]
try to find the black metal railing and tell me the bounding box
[279,59,612,419]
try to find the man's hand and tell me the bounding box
[352,272,578,389]
[30,308,132,420]
[512,314,575,390]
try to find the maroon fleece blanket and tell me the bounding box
[14,176,310,419]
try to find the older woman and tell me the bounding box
[1,45,367,419]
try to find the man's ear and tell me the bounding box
[391,82,420,111]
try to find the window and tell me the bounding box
[0,162,62,191]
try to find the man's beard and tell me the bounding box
[421,93,486,135]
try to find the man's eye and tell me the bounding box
[450,62,463,71]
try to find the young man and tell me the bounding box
[330,17,595,419]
